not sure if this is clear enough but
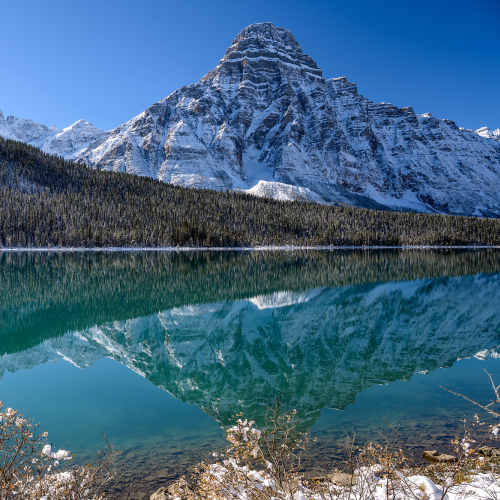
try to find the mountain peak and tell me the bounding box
[203,23,322,81]
[476,126,500,141]
[232,22,303,53]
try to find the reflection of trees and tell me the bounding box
[1,250,499,355]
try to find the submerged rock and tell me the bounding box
[422,450,457,463]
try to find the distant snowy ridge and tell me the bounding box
[239,180,328,203]
[0,109,107,159]
[475,127,500,141]
[1,22,500,215]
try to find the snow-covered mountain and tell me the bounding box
[1,23,499,214]
[0,109,107,159]
[2,274,500,431]
[73,22,500,216]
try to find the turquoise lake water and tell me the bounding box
[1,250,500,496]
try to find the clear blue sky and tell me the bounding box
[1,0,498,132]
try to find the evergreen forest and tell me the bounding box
[1,137,499,248]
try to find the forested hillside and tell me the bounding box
[0,137,499,248]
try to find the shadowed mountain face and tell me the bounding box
[1,250,500,432]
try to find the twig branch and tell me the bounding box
[440,384,500,417]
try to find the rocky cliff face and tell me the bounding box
[74,22,500,216]
[325,80,500,215]
[2,273,500,431]
[1,23,499,215]
[0,109,107,159]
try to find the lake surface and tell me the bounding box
[1,249,500,498]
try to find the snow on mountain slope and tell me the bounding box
[242,180,328,203]
[0,110,15,140]
[0,109,107,159]
[73,22,500,216]
[2,274,500,431]
[0,109,60,144]
[40,120,109,159]
[325,80,500,216]
[476,127,500,141]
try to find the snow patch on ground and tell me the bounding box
[367,189,434,213]
[242,180,328,204]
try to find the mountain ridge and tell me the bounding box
[0,109,107,159]
[1,22,499,215]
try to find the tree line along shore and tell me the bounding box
[1,136,499,248]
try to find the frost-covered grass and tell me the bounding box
[5,379,500,500]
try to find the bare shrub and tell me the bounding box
[0,399,118,499]
[185,394,500,500]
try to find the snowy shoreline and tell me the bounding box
[1,245,499,253]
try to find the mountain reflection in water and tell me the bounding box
[1,249,500,434]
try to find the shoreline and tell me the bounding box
[1,245,500,253]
